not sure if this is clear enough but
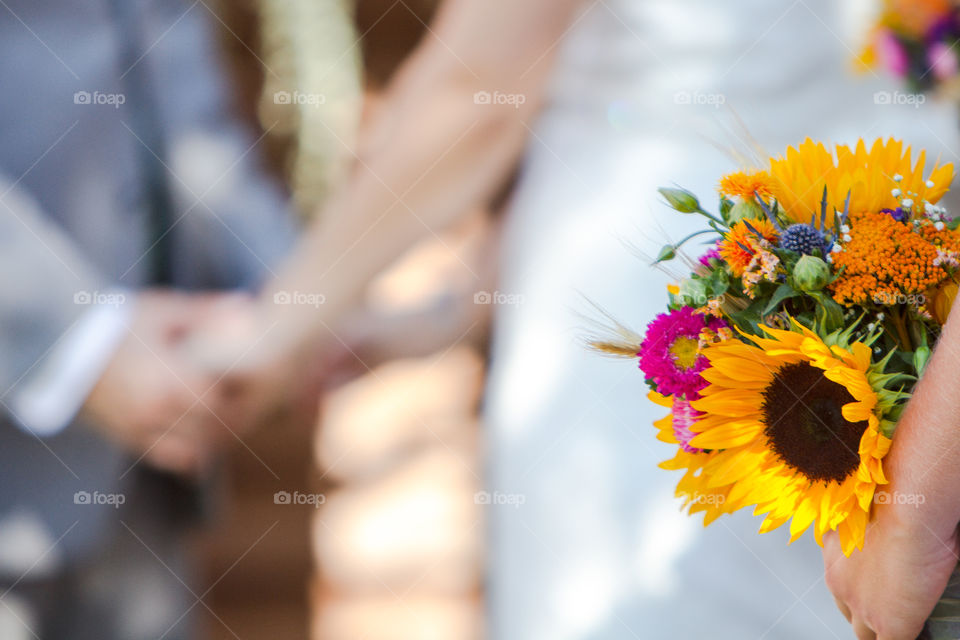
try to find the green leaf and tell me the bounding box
[762,283,800,315]
[811,291,845,333]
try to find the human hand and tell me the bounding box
[823,498,959,639]
[81,290,235,476]
[183,293,327,435]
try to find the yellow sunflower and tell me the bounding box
[768,138,954,226]
[672,321,897,556]
[649,391,733,525]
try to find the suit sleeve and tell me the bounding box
[0,174,108,420]
[148,1,299,291]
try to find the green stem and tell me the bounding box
[675,228,722,248]
[695,207,727,227]
[890,306,913,352]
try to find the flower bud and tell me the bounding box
[655,244,676,263]
[793,255,831,292]
[727,199,764,223]
[658,187,701,213]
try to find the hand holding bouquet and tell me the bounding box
[593,137,960,638]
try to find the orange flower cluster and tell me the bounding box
[719,170,775,201]
[830,212,960,305]
[719,218,779,276]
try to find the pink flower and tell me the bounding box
[672,397,703,453]
[877,29,909,77]
[698,245,721,268]
[638,306,727,398]
[928,41,959,81]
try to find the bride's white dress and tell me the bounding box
[485,1,959,638]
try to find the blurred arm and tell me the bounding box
[255,0,585,353]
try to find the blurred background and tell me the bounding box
[197,1,487,638]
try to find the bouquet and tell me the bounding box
[861,0,960,95]
[592,137,960,637]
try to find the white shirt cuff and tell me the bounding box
[8,290,135,437]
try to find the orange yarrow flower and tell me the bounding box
[830,212,960,306]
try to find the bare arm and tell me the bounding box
[256,0,584,353]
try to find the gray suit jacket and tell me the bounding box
[0,0,297,575]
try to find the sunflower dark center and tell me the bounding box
[760,362,866,483]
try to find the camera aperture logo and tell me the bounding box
[74,490,125,509]
[73,91,126,109]
[274,490,326,508]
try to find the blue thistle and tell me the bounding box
[779,223,830,257]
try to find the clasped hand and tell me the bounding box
[81,289,324,475]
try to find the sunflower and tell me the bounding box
[649,391,733,524]
[673,320,900,556]
[719,218,779,276]
[768,138,954,227]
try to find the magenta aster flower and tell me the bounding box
[698,245,721,267]
[671,397,702,453]
[638,306,726,398]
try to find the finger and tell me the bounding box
[144,437,204,476]
[833,596,852,623]
[853,616,877,640]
